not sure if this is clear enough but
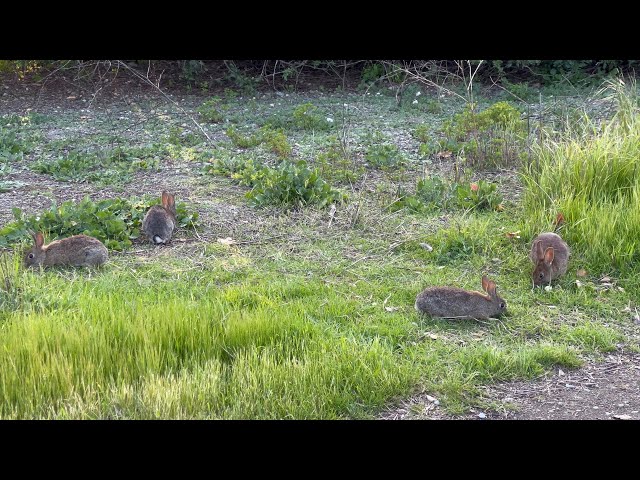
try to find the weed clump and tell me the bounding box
[392,177,503,213]
[32,147,164,185]
[421,101,526,169]
[0,197,199,251]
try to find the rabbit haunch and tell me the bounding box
[23,233,108,267]
[415,275,506,319]
[142,191,177,245]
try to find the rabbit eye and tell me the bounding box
[28,253,34,259]
[500,302,505,309]
[539,272,544,279]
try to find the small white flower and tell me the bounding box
[416,91,421,96]
[544,285,553,292]
[412,99,418,105]
[376,92,381,96]
[270,104,275,107]
[326,117,334,123]
[343,103,348,107]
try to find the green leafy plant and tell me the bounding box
[391,194,425,213]
[226,125,292,159]
[413,124,431,143]
[316,135,363,184]
[261,126,292,158]
[391,176,450,213]
[391,177,502,213]
[364,131,405,170]
[0,156,12,177]
[247,160,346,208]
[359,62,385,88]
[454,181,504,211]
[204,151,267,187]
[0,124,28,160]
[431,101,526,169]
[205,151,252,176]
[197,97,225,123]
[500,79,539,102]
[0,180,25,193]
[32,147,163,185]
[224,62,262,95]
[224,88,239,101]
[226,126,263,148]
[230,159,267,187]
[167,126,201,147]
[0,196,200,251]
[292,103,332,131]
[424,99,444,114]
[416,176,453,205]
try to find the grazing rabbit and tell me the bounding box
[23,232,108,268]
[415,275,506,319]
[142,191,176,245]
[530,232,569,286]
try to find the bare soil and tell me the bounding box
[380,351,640,420]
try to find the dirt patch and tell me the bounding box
[380,351,640,420]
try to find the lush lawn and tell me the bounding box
[0,79,637,418]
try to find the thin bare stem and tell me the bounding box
[115,60,217,147]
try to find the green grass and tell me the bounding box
[0,80,637,419]
[522,81,640,274]
[0,259,414,418]
[32,147,164,186]
[0,206,632,418]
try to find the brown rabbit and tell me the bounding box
[23,232,108,268]
[415,275,506,319]
[142,191,176,245]
[530,232,569,286]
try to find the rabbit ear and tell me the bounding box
[544,246,555,265]
[167,193,175,209]
[34,232,44,248]
[536,239,545,259]
[486,280,497,297]
[161,191,169,207]
[481,275,490,293]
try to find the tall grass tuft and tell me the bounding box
[522,78,640,273]
[0,251,23,312]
